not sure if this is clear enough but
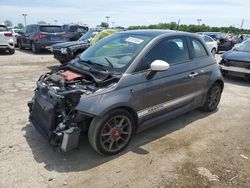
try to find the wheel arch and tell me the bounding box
[98,105,139,127]
[214,79,224,90]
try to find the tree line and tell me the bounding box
[128,22,250,35]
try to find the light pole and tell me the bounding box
[197,18,202,31]
[22,14,27,26]
[54,20,58,25]
[197,18,202,26]
[240,18,244,30]
[105,16,110,28]
[111,21,115,28]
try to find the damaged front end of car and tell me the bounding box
[28,61,119,152]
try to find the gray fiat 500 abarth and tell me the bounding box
[28,30,224,155]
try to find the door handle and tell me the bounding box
[188,72,198,78]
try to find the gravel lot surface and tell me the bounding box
[0,49,249,188]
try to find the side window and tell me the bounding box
[191,38,208,58]
[26,26,31,33]
[139,37,189,71]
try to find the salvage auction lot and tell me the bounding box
[0,49,249,188]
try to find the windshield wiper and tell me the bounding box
[104,57,114,69]
[80,59,110,73]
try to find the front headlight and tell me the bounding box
[49,46,53,52]
[61,48,68,54]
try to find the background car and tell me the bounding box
[0,24,15,54]
[10,28,23,46]
[62,24,89,41]
[200,34,218,56]
[217,36,235,52]
[220,39,250,79]
[200,32,235,52]
[51,29,101,64]
[51,29,118,64]
[17,24,69,53]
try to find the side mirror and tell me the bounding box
[150,60,170,71]
[147,60,170,79]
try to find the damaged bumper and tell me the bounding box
[28,77,87,152]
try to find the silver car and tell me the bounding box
[28,30,224,155]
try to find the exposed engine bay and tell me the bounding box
[28,61,120,152]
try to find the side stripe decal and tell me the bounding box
[137,92,201,118]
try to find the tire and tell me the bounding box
[59,60,68,65]
[201,83,222,112]
[211,48,216,56]
[88,109,135,155]
[31,42,40,54]
[18,41,23,49]
[9,48,15,54]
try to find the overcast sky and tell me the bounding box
[0,0,249,28]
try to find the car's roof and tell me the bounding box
[203,32,222,34]
[120,29,194,38]
[27,24,61,27]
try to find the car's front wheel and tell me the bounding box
[88,109,134,155]
[9,48,15,54]
[201,83,222,112]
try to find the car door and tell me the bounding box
[187,37,215,101]
[22,26,32,47]
[135,36,199,121]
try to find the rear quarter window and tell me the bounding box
[40,26,63,33]
[191,38,208,58]
[204,36,213,43]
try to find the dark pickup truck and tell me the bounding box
[51,29,101,64]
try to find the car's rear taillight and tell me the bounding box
[4,32,13,37]
[35,34,47,39]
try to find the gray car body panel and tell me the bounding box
[74,30,223,130]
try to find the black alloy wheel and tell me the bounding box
[202,83,222,112]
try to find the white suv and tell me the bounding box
[0,25,15,54]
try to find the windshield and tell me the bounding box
[79,33,153,73]
[12,29,22,33]
[79,30,100,41]
[234,40,250,52]
[0,26,8,32]
[40,26,63,33]
[77,26,88,33]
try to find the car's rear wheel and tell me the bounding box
[88,109,134,155]
[31,42,40,53]
[211,48,216,56]
[201,83,222,112]
[9,48,15,54]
